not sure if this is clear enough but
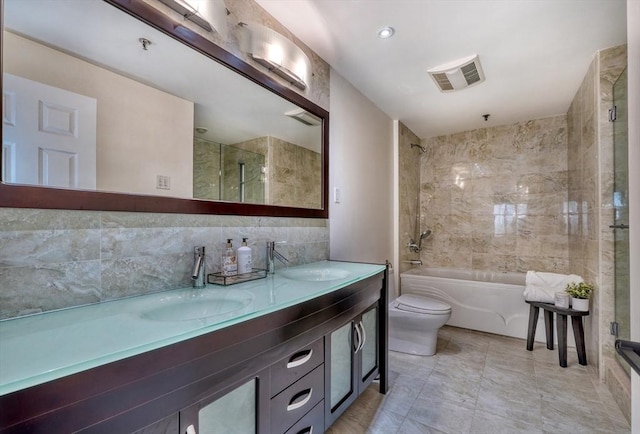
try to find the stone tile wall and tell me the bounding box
[418,115,569,273]
[268,137,322,209]
[397,122,422,276]
[567,44,629,419]
[0,209,329,320]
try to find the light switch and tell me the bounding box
[334,187,341,203]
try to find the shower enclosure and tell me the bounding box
[611,67,630,374]
[193,138,265,204]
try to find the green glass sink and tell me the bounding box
[280,268,351,282]
[140,290,253,322]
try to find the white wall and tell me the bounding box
[329,69,394,264]
[628,1,640,431]
[4,31,194,198]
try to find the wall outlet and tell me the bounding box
[156,175,171,190]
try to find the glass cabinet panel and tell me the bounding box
[361,307,378,379]
[329,321,354,408]
[199,379,256,434]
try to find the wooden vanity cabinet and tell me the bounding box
[324,302,380,428]
[0,269,388,434]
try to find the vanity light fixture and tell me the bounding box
[377,26,395,39]
[157,0,227,34]
[239,22,311,90]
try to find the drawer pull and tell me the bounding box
[297,427,313,434]
[287,349,313,369]
[287,388,313,412]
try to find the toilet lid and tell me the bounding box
[393,294,451,314]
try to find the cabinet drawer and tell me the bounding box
[284,399,324,434]
[270,364,324,434]
[271,338,324,396]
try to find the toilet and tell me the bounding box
[388,272,451,356]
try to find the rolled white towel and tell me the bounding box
[523,271,584,303]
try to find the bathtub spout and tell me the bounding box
[402,259,423,265]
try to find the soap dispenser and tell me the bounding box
[222,239,237,276]
[237,238,252,275]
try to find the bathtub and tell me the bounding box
[400,267,576,346]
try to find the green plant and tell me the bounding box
[565,282,594,299]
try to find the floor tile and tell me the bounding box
[470,409,544,434]
[328,326,630,434]
[406,396,475,433]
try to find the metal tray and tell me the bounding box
[207,268,267,286]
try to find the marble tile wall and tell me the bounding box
[417,115,569,273]
[0,209,329,320]
[268,137,322,209]
[193,138,222,201]
[567,44,629,420]
[397,122,422,276]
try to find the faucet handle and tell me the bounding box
[194,246,205,256]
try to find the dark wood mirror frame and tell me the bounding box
[0,0,329,218]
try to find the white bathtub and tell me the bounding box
[400,267,576,346]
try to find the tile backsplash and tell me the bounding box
[0,209,328,320]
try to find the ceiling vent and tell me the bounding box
[285,108,321,126]
[427,54,485,93]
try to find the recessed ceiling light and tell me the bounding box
[377,26,395,39]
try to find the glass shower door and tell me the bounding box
[612,67,630,374]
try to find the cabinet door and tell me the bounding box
[325,320,357,426]
[359,305,379,387]
[180,369,269,434]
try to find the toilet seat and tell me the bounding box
[392,294,451,315]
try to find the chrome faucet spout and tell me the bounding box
[192,246,206,288]
[267,241,289,274]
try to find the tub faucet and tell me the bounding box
[192,246,206,288]
[266,241,289,274]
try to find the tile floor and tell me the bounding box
[327,326,631,434]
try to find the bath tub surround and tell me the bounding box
[400,267,579,346]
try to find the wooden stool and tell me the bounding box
[525,300,589,367]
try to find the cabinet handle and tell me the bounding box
[287,349,313,369]
[297,427,313,434]
[359,321,367,353]
[353,322,362,353]
[287,388,313,412]
[186,424,196,434]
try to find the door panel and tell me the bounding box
[2,73,97,189]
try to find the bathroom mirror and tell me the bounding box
[0,0,329,217]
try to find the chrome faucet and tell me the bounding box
[192,246,206,288]
[266,241,289,274]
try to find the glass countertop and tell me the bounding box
[0,261,385,396]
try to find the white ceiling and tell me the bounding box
[256,0,627,138]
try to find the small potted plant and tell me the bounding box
[565,282,594,311]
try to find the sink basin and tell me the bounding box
[280,268,351,282]
[140,290,253,322]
